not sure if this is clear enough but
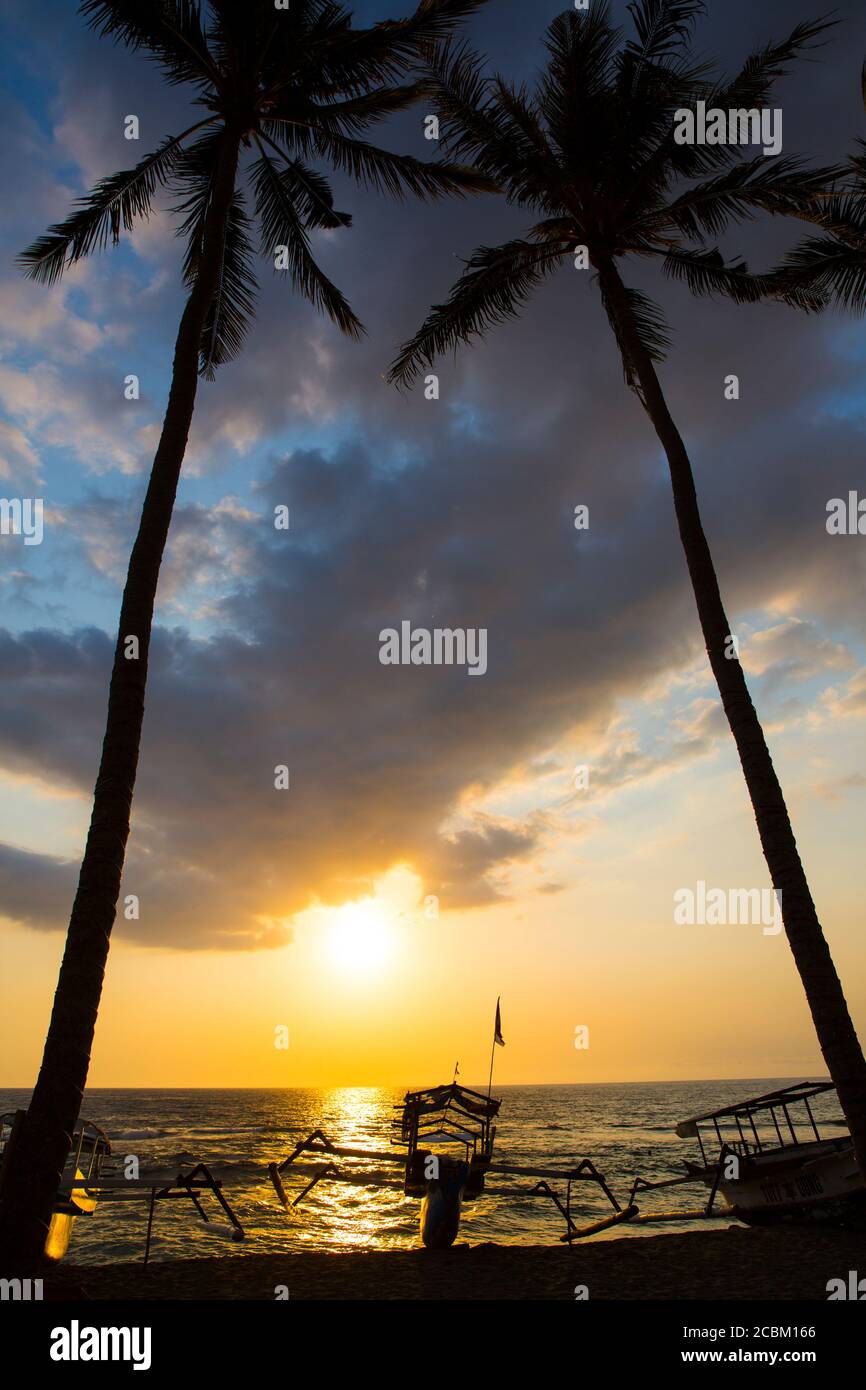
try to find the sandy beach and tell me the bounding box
[46,1226,866,1301]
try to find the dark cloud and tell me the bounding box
[0,842,76,931]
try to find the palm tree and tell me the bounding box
[0,0,494,1273]
[389,0,866,1177]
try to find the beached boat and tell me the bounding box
[270,1077,636,1247]
[267,999,636,1245]
[631,1081,866,1229]
[0,1113,112,1262]
[0,1108,244,1263]
[678,1082,865,1226]
[396,1083,498,1246]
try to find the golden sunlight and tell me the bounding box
[326,900,394,977]
[293,865,423,985]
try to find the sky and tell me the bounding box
[2,0,866,1089]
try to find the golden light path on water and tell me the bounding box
[287,1087,417,1250]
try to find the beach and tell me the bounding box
[47,1226,866,1301]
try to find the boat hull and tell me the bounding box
[715,1140,866,1228]
[419,1160,470,1249]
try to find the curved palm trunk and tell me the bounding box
[598,259,866,1178]
[0,132,242,1275]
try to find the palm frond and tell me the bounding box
[624,0,704,65]
[848,137,866,183]
[277,83,429,140]
[250,144,364,338]
[598,278,671,386]
[660,245,761,303]
[388,237,566,387]
[709,17,836,114]
[17,122,211,283]
[79,0,219,89]
[318,0,490,82]
[490,76,563,196]
[656,156,842,242]
[768,236,866,313]
[783,192,866,250]
[622,17,839,188]
[172,126,222,285]
[264,0,490,100]
[614,1,714,177]
[310,128,496,201]
[543,4,621,100]
[198,190,258,379]
[257,132,351,229]
[423,39,548,205]
[540,5,621,173]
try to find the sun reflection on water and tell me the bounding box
[287,1087,416,1251]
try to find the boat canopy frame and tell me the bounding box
[674,1082,837,1166]
[392,1082,500,1162]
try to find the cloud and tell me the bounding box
[814,770,866,802]
[0,362,159,477]
[0,419,42,487]
[821,669,866,721]
[743,618,853,686]
[0,841,77,931]
[0,277,104,361]
[62,492,263,618]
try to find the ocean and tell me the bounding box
[0,1079,841,1265]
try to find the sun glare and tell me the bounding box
[327,901,393,977]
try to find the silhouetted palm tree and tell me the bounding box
[390,0,866,1177]
[0,0,494,1272]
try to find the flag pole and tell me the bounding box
[486,996,500,1103]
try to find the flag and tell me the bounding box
[494,997,505,1048]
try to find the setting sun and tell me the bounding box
[326,901,394,977]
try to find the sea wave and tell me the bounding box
[110,1128,172,1140]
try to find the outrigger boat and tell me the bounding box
[268,999,636,1247]
[269,1079,637,1248]
[0,1108,245,1264]
[630,1081,865,1229]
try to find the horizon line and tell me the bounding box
[0,1073,830,1092]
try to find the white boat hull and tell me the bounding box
[714,1139,866,1226]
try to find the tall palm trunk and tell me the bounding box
[598,259,866,1177]
[0,131,242,1275]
